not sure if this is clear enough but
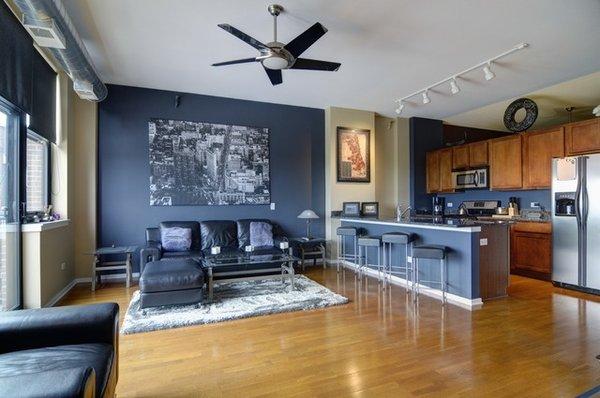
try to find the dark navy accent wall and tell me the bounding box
[409,117,551,212]
[409,117,443,210]
[98,85,325,270]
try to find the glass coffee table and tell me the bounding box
[201,252,299,301]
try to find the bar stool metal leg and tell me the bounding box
[413,258,419,302]
[441,258,447,305]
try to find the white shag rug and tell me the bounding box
[121,275,348,334]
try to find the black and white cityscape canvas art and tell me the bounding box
[149,118,270,206]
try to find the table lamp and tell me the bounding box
[297,209,319,239]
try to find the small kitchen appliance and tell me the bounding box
[452,168,489,190]
[432,196,445,216]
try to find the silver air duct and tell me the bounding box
[12,0,107,101]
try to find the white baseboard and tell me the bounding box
[338,260,483,310]
[44,279,78,308]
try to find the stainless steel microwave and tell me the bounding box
[452,168,488,189]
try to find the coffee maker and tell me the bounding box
[432,196,445,216]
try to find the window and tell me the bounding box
[25,131,49,213]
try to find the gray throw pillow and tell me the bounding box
[249,222,274,247]
[161,227,192,252]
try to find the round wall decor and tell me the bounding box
[503,98,538,132]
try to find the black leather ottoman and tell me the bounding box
[139,259,205,309]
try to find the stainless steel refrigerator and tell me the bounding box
[552,154,600,293]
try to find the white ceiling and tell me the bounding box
[63,0,600,118]
[445,71,600,131]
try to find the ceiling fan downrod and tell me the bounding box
[268,4,283,43]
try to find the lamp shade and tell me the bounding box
[297,209,319,219]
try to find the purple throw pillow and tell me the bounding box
[249,222,274,247]
[161,227,192,252]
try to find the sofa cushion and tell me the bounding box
[140,259,204,293]
[0,343,113,398]
[200,220,238,251]
[237,219,273,248]
[160,227,192,252]
[159,221,200,250]
[250,221,274,247]
[0,366,96,398]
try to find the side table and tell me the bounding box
[88,246,137,291]
[290,238,326,271]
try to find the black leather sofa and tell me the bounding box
[140,219,287,272]
[0,303,119,398]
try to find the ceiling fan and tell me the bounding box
[212,4,341,86]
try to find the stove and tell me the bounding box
[459,200,501,216]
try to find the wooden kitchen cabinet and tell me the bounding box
[565,118,600,155]
[426,151,440,193]
[522,127,565,189]
[510,222,552,280]
[452,145,470,170]
[489,135,523,190]
[439,148,454,192]
[468,140,488,167]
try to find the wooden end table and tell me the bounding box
[290,238,326,271]
[88,246,137,291]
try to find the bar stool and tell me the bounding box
[381,232,416,292]
[336,226,359,273]
[411,244,449,305]
[357,236,383,281]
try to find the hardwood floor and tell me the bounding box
[60,268,600,397]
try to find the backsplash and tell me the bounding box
[437,189,551,212]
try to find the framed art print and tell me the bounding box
[342,202,361,217]
[336,127,370,183]
[361,202,379,218]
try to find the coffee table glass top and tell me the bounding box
[202,252,299,268]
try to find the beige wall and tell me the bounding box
[72,95,98,278]
[374,116,411,218]
[324,107,376,256]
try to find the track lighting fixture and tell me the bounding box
[449,78,460,95]
[422,91,430,104]
[483,62,495,81]
[395,102,405,115]
[393,42,528,112]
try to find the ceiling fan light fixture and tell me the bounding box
[422,91,430,104]
[483,63,495,81]
[261,56,289,70]
[450,78,460,94]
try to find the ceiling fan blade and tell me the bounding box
[264,67,282,86]
[212,57,257,66]
[284,22,328,58]
[218,24,268,50]
[291,58,341,71]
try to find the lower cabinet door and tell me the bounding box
[510,229,552,280]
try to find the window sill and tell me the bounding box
[21,219,70,232]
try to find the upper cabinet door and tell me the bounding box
[452,145,469,170]
[489,135,523,190]
[522,127,565,189]
[426,151,440,193]
[468,141,488,167]
[439,148,454,192]
[565,119,600,156]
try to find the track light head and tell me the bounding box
[395,102,404,115]
[422,91,430,104]
[483,63,495,81]
[450,79,460,95]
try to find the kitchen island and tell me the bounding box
[339,217,510,309]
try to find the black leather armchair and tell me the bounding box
[140,221,202,272]
[0,303,119,398]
